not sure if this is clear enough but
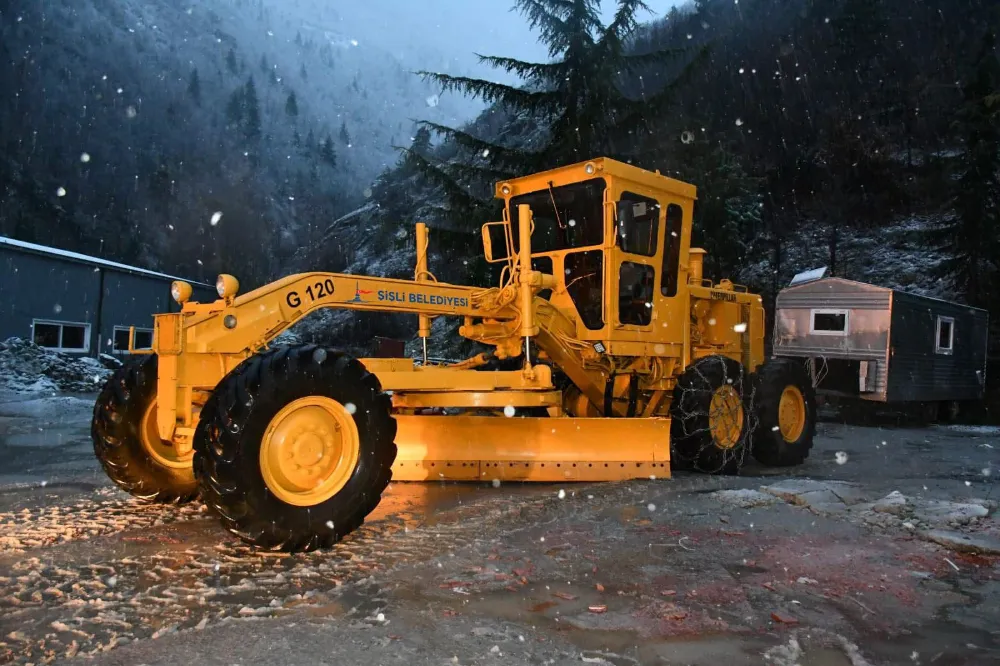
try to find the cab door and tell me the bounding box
[610,188,662,337]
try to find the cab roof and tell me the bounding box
[494,157,698,202]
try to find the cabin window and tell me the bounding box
[565,250,605,330]
[660,204,684,297]
[531,256,554,301]
[935,316,954,355]
[616,192,659,257]
[618,261,655,326]
[113,326,153,354]
[809,309,849,336]
[509,178,606,253]
[32,319,91,352]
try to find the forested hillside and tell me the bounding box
[342,0,1000,352]
[2,0,998,357]
[0,0,474,286]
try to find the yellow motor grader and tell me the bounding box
[91,157,815,552]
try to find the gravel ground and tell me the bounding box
[1,390,999,665]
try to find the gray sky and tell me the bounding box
[333,1,683,75]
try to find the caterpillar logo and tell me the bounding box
[710,290,737,302]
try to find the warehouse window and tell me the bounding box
[32,320,91,352]
[810,309,849,336]
[113,326,153,353]
[935,316,954,355]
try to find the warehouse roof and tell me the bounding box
[0,236,211,286]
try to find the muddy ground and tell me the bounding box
[1,391,999,666]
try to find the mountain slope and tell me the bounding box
[0,0,475,285]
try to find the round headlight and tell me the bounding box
[500,183,512,195]
[584,162,596,175]
[216,274,240,299]
[171,281,192,304]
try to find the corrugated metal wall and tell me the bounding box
[0,244,215,356]
[0,246,102,353]
[773,278,892,396]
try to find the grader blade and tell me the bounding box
[391,415,672,482]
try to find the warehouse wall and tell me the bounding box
[0,246,102,354]
[0,245,215,356]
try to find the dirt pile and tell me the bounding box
[0,337,112,393]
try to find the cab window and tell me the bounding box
[618,262,655,326]
[616,192,659,257]
[565,250,604,330]
[510,179,605,253]
[660,204,684,297]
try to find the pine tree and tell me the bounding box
[295,31,303,47]
[285,91,299,117]
[321,136,337,167]
[931,30,1000,309]
[409,0,694,221]
[243,76,261,140]
[305,128,316,155]
[188,68,201,105]
[260,54,268,72]
[226,48,238,76]
[225,87,243,125]
[293,129,301,147]
[680,140,762,281]
[339,121,350,145]
[300,63,308,80]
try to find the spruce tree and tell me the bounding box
[243,76,261,140]
[321,136,337,167]
[188,68,201,105]
[339,121,350,145]
[286,91,299,117]
[931,30,1000,309]
[225,87,243,126]
[226,48,238,76]
[409,0,693,221]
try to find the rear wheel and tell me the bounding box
[193,345,396,552]
[670,355,751,474]
[91,355,198,502]
[751,358,816,467]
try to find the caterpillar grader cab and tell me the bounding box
[92,157,816,552]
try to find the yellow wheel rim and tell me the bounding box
[259,396,360,507]
[709,385,744,449]
[140,401,193,469]
[778,385,806,443]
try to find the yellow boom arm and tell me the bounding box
[169,271,517,355]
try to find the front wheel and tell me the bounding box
[193,345,397,552]
[751,358,816,467]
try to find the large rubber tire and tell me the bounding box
[751,358,816,467]
[670,355,751,475]
[193,345,397,552]
[91,355,198,503]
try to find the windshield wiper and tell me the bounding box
[546,180,566,230]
